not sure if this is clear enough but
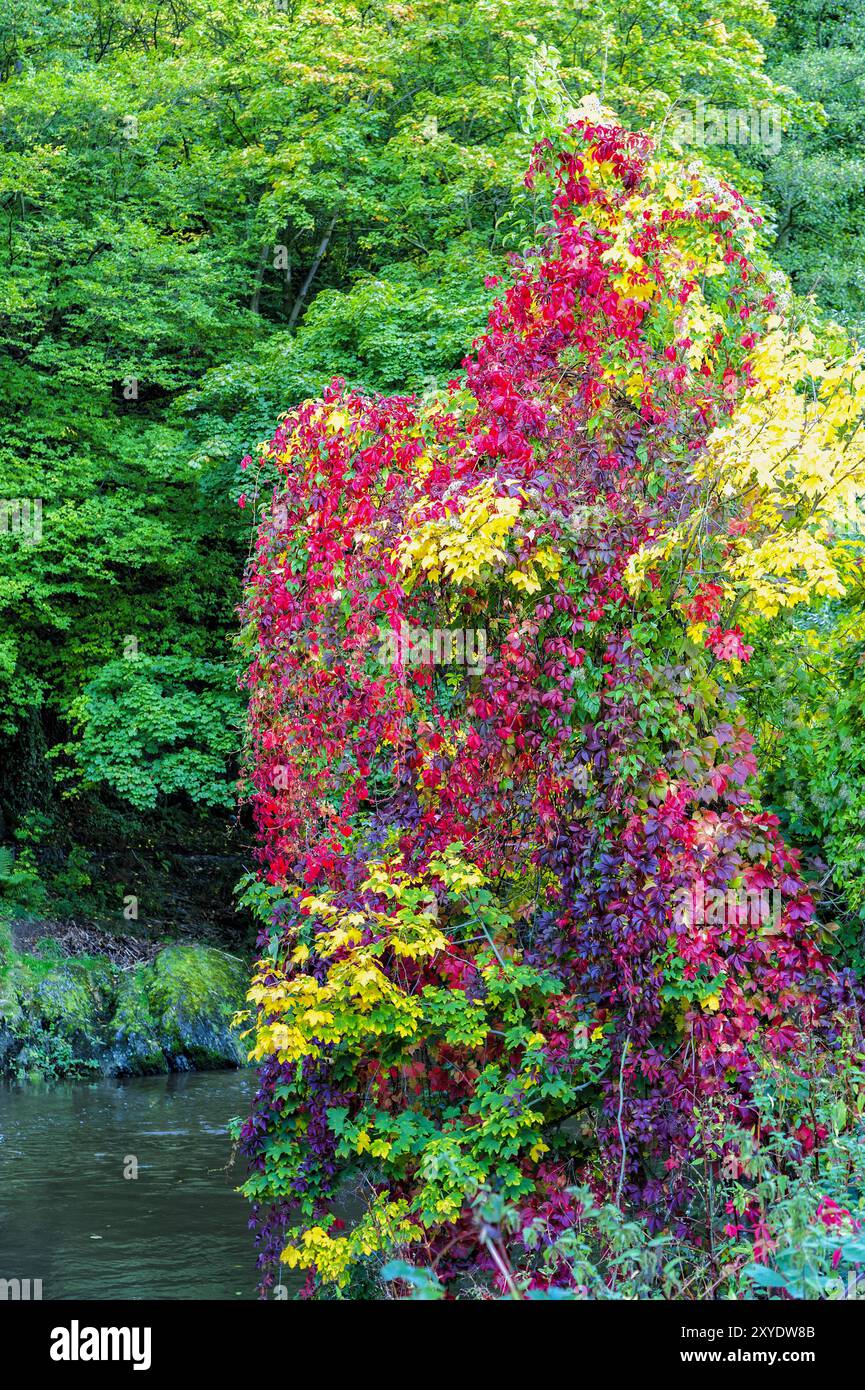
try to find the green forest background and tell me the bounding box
[2,0,865,1022]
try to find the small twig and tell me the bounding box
[615,1034,631,1209]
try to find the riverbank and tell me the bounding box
[0,920,251,1081]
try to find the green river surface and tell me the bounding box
[0,1070,271,1300]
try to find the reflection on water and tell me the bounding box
[0,1070,264,1300]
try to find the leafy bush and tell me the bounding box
[61,656,242,810]
[742,555,865,971]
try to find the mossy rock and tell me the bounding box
[0,938,250,1079]
[112,945,248,1072]
[0,954,113,1077]
[109,965,170,1075]
[33,957,115,1035]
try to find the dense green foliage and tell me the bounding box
[760,0,865,338]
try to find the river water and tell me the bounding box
[0,1070,269,1300]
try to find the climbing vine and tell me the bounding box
[237,115,861,1297]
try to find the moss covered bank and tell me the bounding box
[0,925,250,1081]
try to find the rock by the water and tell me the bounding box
[0,926,250,1080]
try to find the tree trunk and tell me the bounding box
[287,215,337,330]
